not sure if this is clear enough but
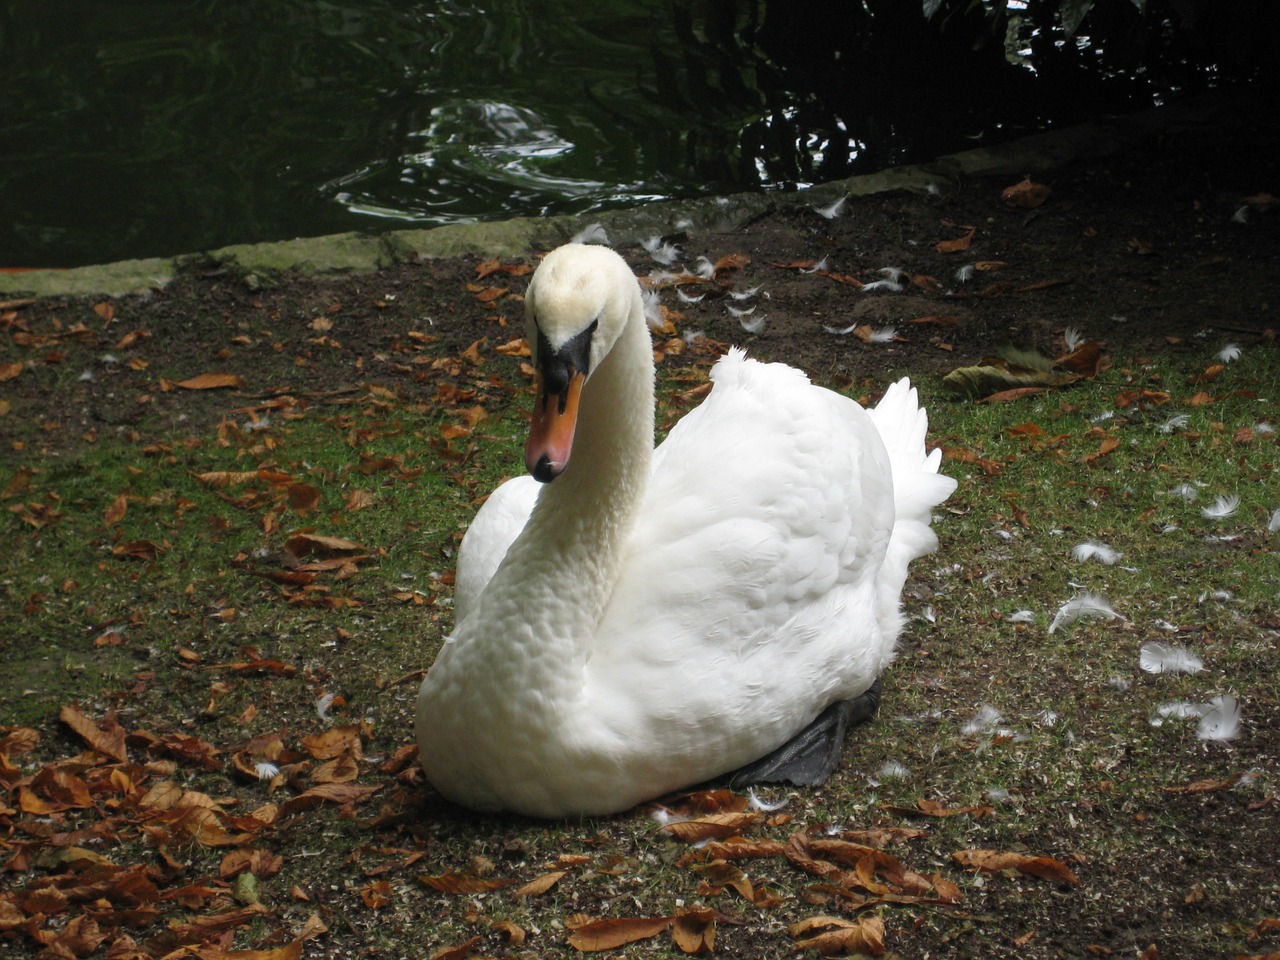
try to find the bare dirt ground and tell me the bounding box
[2,112,1279,960]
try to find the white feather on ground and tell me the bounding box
[737,313,767,334]
[1072,541,1120,564]
[814,197,847,219]
[1007,610,1036,623]
[570,223,610,245]
[1157,414,1190,434]
[962,704,1002,735]
[641,236,680,265]
[1268,508,1280,533]
[1169,482,1198,501]
[691,256,716,279]
[1048,592,1119,633]
[1197,696,1242,741]
[1202,494,1240,519]
[1217,343,1241,363]
[1139,640,1204,674]
[860,277,904,293]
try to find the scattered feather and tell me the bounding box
[650,807,688,827]
[1008,610,1036,623]
[682,329,705,345]
[1149,701,1206,726]
[1107,675,1131,692]
[1201,494,1240,519]
[1062,326,1084,353]
[78,370,95,382]
[1036,709,1060,727]
[726,304,756,318]
[1157,414,1190,434]
[1139,640,1203,674]
[1269,508,1280,533]
[860,277,904,293]
[1169,483,1198,501]
[878,266,906,283]
[100,353,119,365]
[1255,421,1275,435]
[1048,592,1120,633]
[691,256,717,279]
[823,322,858,335]
[1072,541,1120,564]
[868,326,898,343]
[315,692,337,720]
[570,222,609,245]
[747,788,788,812]
[1217,343,1242,363]
[255,761,280,781]
[1090,409,1115,423]
[800,256,830,274]
[1153,619,1179,632]
[1198,589,1233,604]
[676,288,704,304]
[954,264,976,284]
[814,196,847,219]
[877,760,911,780]
[985,787,1010,804]
[1161,523,1179,534]
[640,235,680,265]
[641,289,664,330]
[962,704,1002,735]
[729,285,762,300]
[1197,695,1241,741]
[1231,205,1250,224]
[738,313,767,335]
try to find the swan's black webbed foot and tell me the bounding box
[728,677,883,789]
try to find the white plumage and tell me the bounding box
[415,244,955,818]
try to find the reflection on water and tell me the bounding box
[0,0,1232,267]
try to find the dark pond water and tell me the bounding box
[0,1,1247,268]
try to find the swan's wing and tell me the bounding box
[587,352,898,767]
[453,475,540,622]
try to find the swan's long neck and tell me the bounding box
[450,303,654,701]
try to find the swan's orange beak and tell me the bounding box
[525,370,584,482]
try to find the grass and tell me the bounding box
[2,340,1278,959]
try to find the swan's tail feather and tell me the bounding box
[868,378,956,605]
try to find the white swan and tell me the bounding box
[415,243,955,818]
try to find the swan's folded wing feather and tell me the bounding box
[453,474,540,621]
[586,356,897,768]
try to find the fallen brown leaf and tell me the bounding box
[59,704,127,762]
[1162,772,1247,794]
[176,373,245,390]
[1002,177,1052,208]
[658,811,761,843]
[790,914,886,956]
[672,906,716,954]
[514,869,568,898]
[935,226,976,254]
[428,936,482,960]
[418,872,515,895]
[104,492,128,527]
[568,917,674,952]
[952,849,1080,885]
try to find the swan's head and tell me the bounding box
[522,243,641,482]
